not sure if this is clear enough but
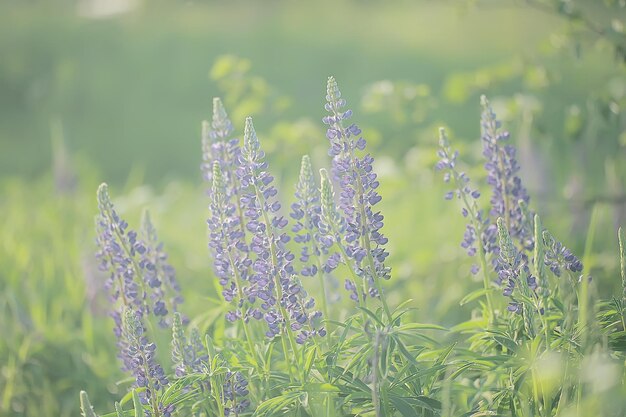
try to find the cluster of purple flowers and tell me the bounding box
[290,155,326,277]
[435,128,488,274]
[122,308,171,415]
[96,185,182,326]
[171,312,207,378]
[95,183,179,414]
[542,230,583,278]
[202,101,324,343]
[322,76,390,302]
[223,371,251,416]
[480,96,533,252]
[436,97,583,313]
[496,218,538,313]
[237,117,323,342]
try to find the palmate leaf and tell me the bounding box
[253,390,303,417]
[609,330,626,351]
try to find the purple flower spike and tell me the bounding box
[323,76,391,302]
[121,308,171,412]
[480,96,533,251]
[96,183,180,328]
[238,117,322,343]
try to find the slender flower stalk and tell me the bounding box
[542,230,583,279]
[202,98,250,274]
[208,161,259,323]
[480,96,533,251]
[95,184,177,416]
[496,218,538,314]
[290,155,332,320]
[237,117,323,346]
[323,76,391,320]
[122,308,171,417]
[319,168,364,305]
[436,128,494,313]
[223,371,251,417]
[140,210,183,327]
[171,312,207,377]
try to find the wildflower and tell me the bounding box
[223,371,250,416]
[290,155,324,277]
[171,312,207,377]
[496,218,539,313]
[436,127,490,273]
[122,308,170,413]
[237,117,322,342]
[96,184,177,325]
[323,76,390,302]
[480,96,533,250]
[141,211,183,327]
[201,97,238,185]
[208,161,257,322]
[542,230,583,277]
[318,168,344,274]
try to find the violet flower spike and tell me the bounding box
[481,96,533,251]
[223,371,251,416]
[207,161,256,323]
[201,97,237,183]
[141,210,183,327]
[323,76,391,314]
[96,183,177,326]
[290,155,335,319]
[436,127,491,274]
[122,308,170,414]
[238,117,323,343]
[542,230,583,278]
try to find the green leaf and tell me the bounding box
[303,345,317,380]
[493,335,518,352]
[394,337,419,366]
[254,391,302,417]
[460,288,490,306]
[80,391,99,417]
[357,307,385,327]
[396,322,447,332]
[389,395,416,416]
[114,402,125,417]
[132,390,144,417]
[304,383,341,393]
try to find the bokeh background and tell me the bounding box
[1,0,625,416]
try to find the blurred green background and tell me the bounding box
[1,0,625,416]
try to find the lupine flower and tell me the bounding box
[290,155,324,277]
[542,230,583,278]
[318,168,344,274]
[122,308,170,414]
[96,184,177,325]
[207,161,258,322]
[237,117,323,343]
[496,218,538,313]
[171,312,207,377]
[481,96,533,251]
[201,97,238,185]
[436,128,490,273]
[223,371,251,416]
[141,211,183,327]
[323,76,390,301]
